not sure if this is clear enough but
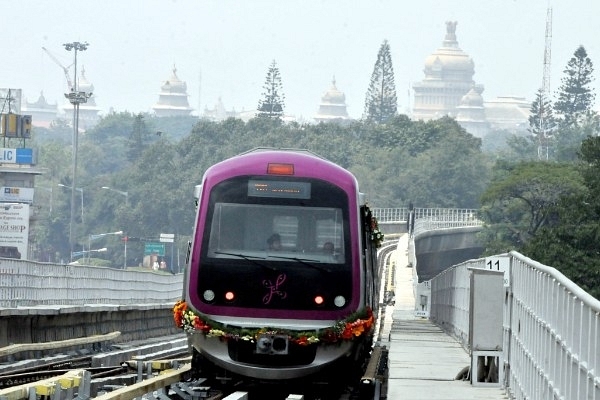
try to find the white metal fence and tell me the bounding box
[423,252,600,400]
[0,259,183,308]
[372,207,480,224]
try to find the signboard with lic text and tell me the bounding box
[0,148,35,165]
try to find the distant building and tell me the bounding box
[152,66,194,117]
[412,21,530,137]
[412,21,476,121]
[313,77,351,124]
[483,96,531,133]
[455,85,490,138]
[22,91,58,128]
[202,97,238,121]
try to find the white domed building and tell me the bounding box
[455,85,490,137]
[314,77,351,124]
[413,21,530,138]
[412,21,476,121]
[152,66,194,117]
[73,67,101,129]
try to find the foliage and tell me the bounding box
[528,88,556,159]
[363,40,397,124]
[479,161,586,254]
[554,45,596,130]
[32,110,491,263]
[520,136,600,299]
[256,60,286,120]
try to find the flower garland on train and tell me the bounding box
[365,205,384,248]
[172,300,374,346]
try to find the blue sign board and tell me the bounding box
[0,148,34,164]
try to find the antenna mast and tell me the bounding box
[538,5,552,160]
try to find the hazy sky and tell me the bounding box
[2,0,598,121]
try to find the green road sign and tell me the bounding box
[144,242,165,256]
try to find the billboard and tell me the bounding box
[0,187,34,204]
[0,203,29,259]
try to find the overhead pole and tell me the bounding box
[538,5,552,160]
[63,41,90,261]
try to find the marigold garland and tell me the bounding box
[173,300,374,346]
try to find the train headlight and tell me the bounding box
[314,295,324,305]
[203,290,215,302]
[256,334,289,355]
[225,291,235,301]
[334,295,346,307]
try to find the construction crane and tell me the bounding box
[42,46,74,92]
[538,5,553,160]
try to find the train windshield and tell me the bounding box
[203,176,348,264]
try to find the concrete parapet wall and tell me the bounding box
[413,226,484,282]
[0,304,181,363]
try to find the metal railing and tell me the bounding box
[372,207,480,224]
[424,252,600,400]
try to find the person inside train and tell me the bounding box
[267,233,282,251]
[322,242,334,255]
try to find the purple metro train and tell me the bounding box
[181,148,381,385]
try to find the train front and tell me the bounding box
[181,150,374,381]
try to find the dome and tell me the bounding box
[459,85,484,107]
[314,76,350,123]
[152,65,193,117]
[321,78,346,104]
[161,66,187,93]
[423,21,474,79]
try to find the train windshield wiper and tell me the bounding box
[267,255,331,273]
[214,251,277,271]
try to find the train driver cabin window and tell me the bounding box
[207,204,344,263]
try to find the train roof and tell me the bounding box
[238,147,326,159]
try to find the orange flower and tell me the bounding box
[341,324,354,340]
[294,336,309,346]
[172,300,188,328]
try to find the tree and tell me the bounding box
[528,88,556,159]
[554,46,595,129]
[479,161,585,254]
[257,60,285,120]
[364,40,397,124]
[521,136,600,299]
[127,113,151,161]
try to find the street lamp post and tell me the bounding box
[71,247,107,263]
[58,184,84,258]
[101,187,129,268]
[57,184,83,223]
[88,231,123,265]
[101,186,128,205]
[63,41,90,261]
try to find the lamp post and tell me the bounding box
[101,187,129,268]
[88,231,123,265]
[71,247,107,263]
[63,41,90,260]
[101,186,128,205]
[58,184,83,258]
[57,184,83,223]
